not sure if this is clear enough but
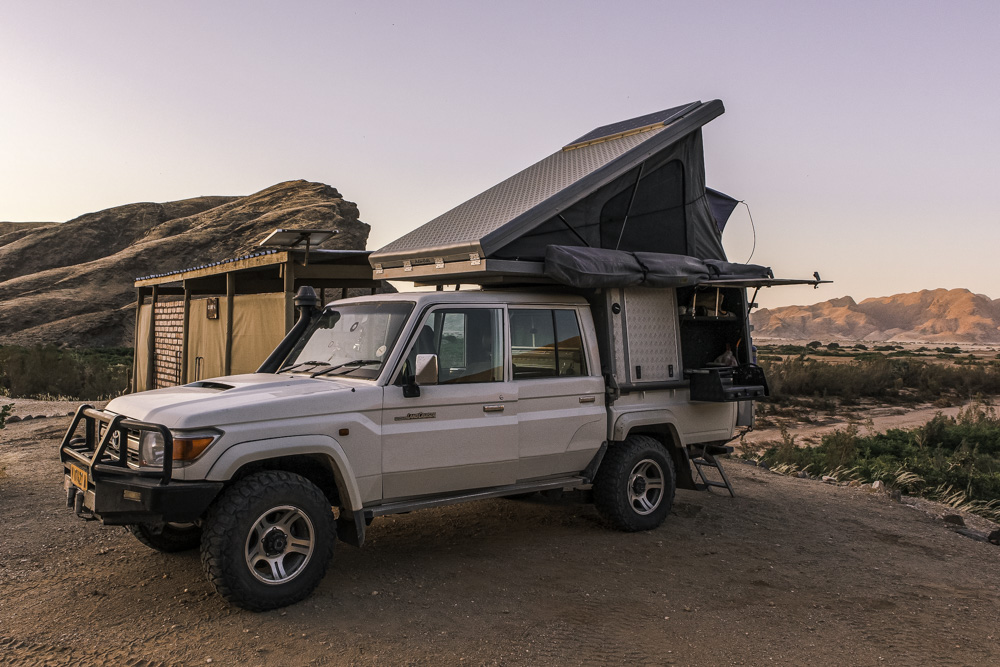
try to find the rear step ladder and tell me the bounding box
[690,444,735,497]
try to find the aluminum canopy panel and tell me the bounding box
[371,100,724,269]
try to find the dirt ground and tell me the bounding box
[740,399,978,448]
[2,407,1000,666]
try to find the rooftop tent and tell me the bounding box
[370,101,733,282]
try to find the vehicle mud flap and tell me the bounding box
[736,399,754,427]
[336,509,366,548]
[670,445,699,491]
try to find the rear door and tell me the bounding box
[509,307,605,480]
[381,305,519,499]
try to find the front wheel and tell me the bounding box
[200,471,335,611]
[593,435,676,532]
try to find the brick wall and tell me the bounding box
[153,301,185,388]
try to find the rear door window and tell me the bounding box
[510,309,587,379]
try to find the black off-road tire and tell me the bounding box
[128,522,202,553]
[200,471,335,611]
[593,435,676,532]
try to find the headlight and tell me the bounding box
[139,431,165,467]
[139,430,218,467]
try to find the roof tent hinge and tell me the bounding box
[470,252,481,266]
[403,260,412,272]
[434,257,445,269]
[374,263,384,275]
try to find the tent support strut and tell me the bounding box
[614,162,646,250]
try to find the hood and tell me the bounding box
[106,373,373,429]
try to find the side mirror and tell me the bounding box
[414,354,439,386]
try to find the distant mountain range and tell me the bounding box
[751,289,1000,343]
[0,181,370,347]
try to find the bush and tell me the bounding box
[761,402,1000,506]
[760,355,1000,404]
[0,345,132,400]
[0,402,11,429]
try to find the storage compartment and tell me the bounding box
[588,286,680,387]
[677,285,749,370]
[678,285,767,402]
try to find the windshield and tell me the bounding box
[280,301,414,380]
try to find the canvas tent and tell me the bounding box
[370,100,769,285]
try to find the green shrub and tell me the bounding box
[760,402,1000,506]
[760,355,1000,404]
[0,345,132,400]
[0,402,11,429]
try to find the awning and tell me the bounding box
[542,245,777,289]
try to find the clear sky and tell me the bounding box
[1,1,997,308]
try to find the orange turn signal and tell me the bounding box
[172,437,215,461]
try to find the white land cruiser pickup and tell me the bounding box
[61,284,765,610]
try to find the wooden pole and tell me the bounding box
[147,285,158,390]
[132,287,143,393]
[224,272,235,375]
[181,282,191,384]
[283,261,295,333]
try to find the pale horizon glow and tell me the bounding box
[1,1,998,310]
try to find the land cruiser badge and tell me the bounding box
[394,412,436,421]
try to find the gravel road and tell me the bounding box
[2,411,999,666]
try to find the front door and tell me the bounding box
[381,306,518,500]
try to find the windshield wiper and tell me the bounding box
[279,360,331,374]
[310,360,383,378]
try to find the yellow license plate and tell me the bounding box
[70,464,88,491]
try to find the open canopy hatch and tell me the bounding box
[370,100,825,290]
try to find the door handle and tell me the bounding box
[483,404,505,413]
[579,396,596,403]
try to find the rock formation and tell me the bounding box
[0,181,370,347]
[751,288,1000,343]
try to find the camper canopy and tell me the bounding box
[370,100,826,290]
[371,101,741,282]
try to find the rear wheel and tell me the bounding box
[593,435,676,532]
[201,471,335,611]
[128,522,202,553]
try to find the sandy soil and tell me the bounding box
[741,399,977,448]
[2,412,1000,666]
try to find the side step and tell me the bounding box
[689,444,735,497]
[365,476,588,519]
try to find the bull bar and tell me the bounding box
[59,405,222,525]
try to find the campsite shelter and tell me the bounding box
[132,247,381,390]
